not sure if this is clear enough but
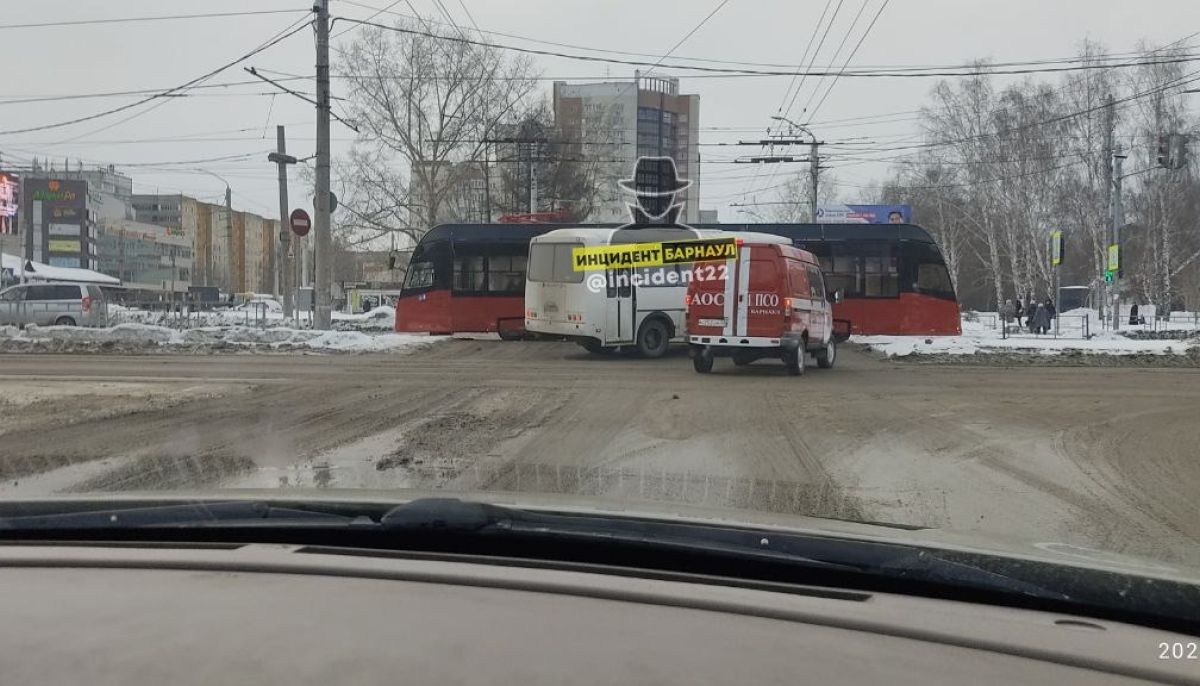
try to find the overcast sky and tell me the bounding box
[2,0,1197,225]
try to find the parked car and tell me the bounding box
[234,297,283,314]
[0,282,109,327]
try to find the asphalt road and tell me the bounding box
[1,341,1198,567]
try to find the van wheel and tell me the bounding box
[54,316,76,327]
[693,348,714,373]
[636,318,670,358]
[732,351,756,366]
[784,343,805,376]
[815,339,836,369]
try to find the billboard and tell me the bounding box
[816,203,911,224]
[0,171,17,235]
[23,178,89,268]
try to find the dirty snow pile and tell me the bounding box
[108,304,397,332]
[0,322,443,354]
[857,309,1199,358]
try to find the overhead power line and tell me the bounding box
[333,17,1200,79]
[0,17,311,138]
[783,0,853,122]
[803,0,890,121]
[334,0,1199,72]
[454,0,483,36]
[774,0,833,124]
[0,8,309,31]
[837,67,1200,158]
[640,0,732,81]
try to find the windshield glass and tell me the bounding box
[2,0,1200,618]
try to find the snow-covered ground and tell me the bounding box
[0,321,442,354]
[858,308,1199,357]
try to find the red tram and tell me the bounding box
[395,222,961,337]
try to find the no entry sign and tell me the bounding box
[289,208,311,237]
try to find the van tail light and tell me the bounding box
[82,295,92,313]
[782,297,792,321]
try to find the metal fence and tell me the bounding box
[108,300,278,329]
[998,313,1091,340]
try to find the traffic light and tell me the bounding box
[1156,135,1170,167]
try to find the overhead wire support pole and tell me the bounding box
[314,0,334,330]
[1110,145,1126,332]
[268,126,297,319]
[770,114,821,221]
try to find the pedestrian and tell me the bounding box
[1129,302,1139,326]
[1043,298,1055,333]
[1014,298,1024,323]
[1033,301,1051,335]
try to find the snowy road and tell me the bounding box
[1,342,1199,566]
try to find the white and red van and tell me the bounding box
[686,241,845,375]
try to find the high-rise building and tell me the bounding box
[553,72,700,223]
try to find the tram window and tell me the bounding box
[405,261,434,289]
[454,256,486,291]
[916,263,954,295]
[487,255,527,293]
[824,242,899,298]
[864,274,899,297]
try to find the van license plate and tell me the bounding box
[699,318,726,328]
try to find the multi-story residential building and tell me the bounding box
[134,194,275,294]
[96,218,192,294]
[553,71,700,223]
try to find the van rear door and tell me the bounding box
[685,262,729,336]
[740,246,787,339]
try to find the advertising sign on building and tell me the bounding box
[0,171,18,235]
[816,203,912,224]
[23,178,89,269]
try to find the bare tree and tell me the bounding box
[491,100,607,221]
[336,21,538,233]
[1121,44,1200,313]
[768,169,840,222]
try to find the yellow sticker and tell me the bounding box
[572,238,736,271]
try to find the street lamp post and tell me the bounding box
[196,169,232,294]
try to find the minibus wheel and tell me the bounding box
[636,318,670,358]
